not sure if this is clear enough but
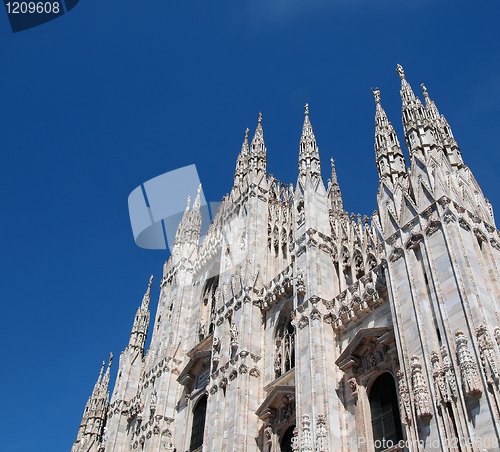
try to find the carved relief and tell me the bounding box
[315,414,328,452]
[396,370,412,426]
[441,346,458,400]
[348,377,358,400]
[410,355,433,419]
[300,414,313,452]
[494,327,500,347]
[455,331,482,398]
[476,325,500,385]
[212,336,221,365]
[291,427,299,451]
[230,322,239,350]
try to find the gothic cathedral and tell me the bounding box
[72,66,500,452]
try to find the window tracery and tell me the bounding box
[275,314,295,379]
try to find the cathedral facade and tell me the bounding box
[72,66,500,452]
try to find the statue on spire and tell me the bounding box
[396,63,405,80]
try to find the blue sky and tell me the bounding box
[1,1,499,450]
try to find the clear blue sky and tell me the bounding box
[1,1,499,450]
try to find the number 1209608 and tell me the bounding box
[5,2,60,13]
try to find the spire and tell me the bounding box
[328,158,343,213]
[91,361,105,396]
[372,87,406,184]
[193,184,202,211]
[330,158,338,185]
[298,103,321,180]
[234,128,249,185]
[101,352,113,391]
[129,276,152,350]
[397,64,426,130]
[141,275,153,309]
[249,113,267,175]
[420,83,463,168]
[72,357,111,451]
[420,83,440,120]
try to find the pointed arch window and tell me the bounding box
[275,315,295,379]
[190,395,207,451]
[369,373,403,451]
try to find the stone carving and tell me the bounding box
[455,330,482,398]
[389,247,404,262]
[315,414,328,452]
[431,351,449,405]
[476,325,499,385]
[410,355,433,419]
[230,322,239,350]
[291,427,299,451]
[150,389,157,411]
[441,346,458,400]
[300,414,313,452]
[297,315,309,329]
[348,377,358,399]
[396,370,412,425]
[265,426,274,447]
[296,269,306,295]
[212,336,221,365]
[249,367,261,378]
[494,327,500,347]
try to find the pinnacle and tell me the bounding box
[193,184,202,211]
[242,128,249,154]
[251,112,266,156]
[396,63,406,80]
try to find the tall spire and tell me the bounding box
[249,113,267,175]
[234,128,249,185]
[330,158,338,185]
[72,356,112,452]
[141,275,153,309]
[129,276,152,350]
[328,158,343,213]
[193,184,202,211]
[397,64,426,157]
[101,352,113,390]
[420,83,463,168]
[372,87,406,184]
[298,104,321,181]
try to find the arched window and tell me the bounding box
[189,395,207,451]
[274,316,295,379]
[369,373,403,451]
[280,425,295,452]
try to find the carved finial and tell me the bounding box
[258,112,262,125]
[193,184,202,211]
[148,275,153,289]
[185,195,191,212]
[396,64,405,80]
[245,127,249,140]
[372,87,381,104]
[304,103,309,117]
[108,352,113,367]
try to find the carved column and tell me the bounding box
[410,355,433,419]
[455,331,482,398]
